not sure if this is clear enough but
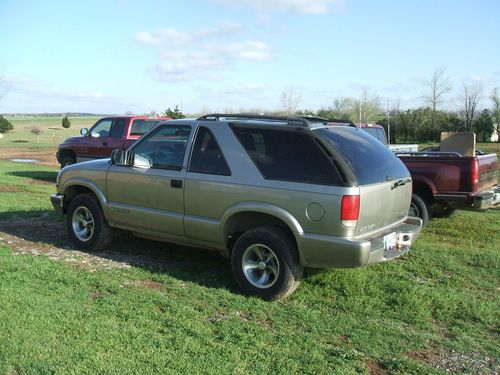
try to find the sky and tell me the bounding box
[0,0,499,114]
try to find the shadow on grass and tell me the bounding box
[0,211,237,293]
[6,170,58,183]
[12,140,29,143]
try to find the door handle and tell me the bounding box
[171,179,183,189]
[102,142,108,146]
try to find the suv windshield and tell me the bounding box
[316,126,409,185]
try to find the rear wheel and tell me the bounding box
[231,226,303,301]
[66,194,113,251]
[408,193,431,227]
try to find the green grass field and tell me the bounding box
[0,160,498,373]
[1,116,99,150]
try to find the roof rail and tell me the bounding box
[197,113,311,127]
[328,118,357,127]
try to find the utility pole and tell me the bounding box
[387,98,391,145]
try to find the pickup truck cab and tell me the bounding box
[56,116,170,168]
[51,114,422,300]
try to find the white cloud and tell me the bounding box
[223,41,272,61]
[134,28,192,46]
[0,73,132,113]
[135,21,272,82]
[212,0,344,15]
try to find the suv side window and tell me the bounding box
[232,127,342,185]
[109,119,126,138]
[90,119,113,138]
[189,127,231,176]
[131,125,191,170]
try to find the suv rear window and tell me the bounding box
[316,127,409,185]
[232,126,343,186]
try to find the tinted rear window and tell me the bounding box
[130,119,161,136]
[316,127,409,185]
[232,126,343,186]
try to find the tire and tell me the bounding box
[60,155,76,169]
[66,194,113,251]
[231,226,303,301]
[408,193,431,227]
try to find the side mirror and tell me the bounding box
[80,128,89,136]
[111,148,127,166]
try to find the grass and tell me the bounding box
[0,160,499,374]
[1,116,99,150]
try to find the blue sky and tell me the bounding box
[0,0,499,114]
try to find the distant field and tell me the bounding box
[1,116,99,150]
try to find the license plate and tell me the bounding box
[384,232,397,251]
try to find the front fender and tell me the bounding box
[60,177,110,221]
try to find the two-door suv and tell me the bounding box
[51,114,422,300]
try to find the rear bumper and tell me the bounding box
[296,217,422,268]
[472,186,500,210]
[437,186,500,211]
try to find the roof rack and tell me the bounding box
[197,113,312,127]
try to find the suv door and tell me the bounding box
[106,123,192,236]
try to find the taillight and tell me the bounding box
[471,159,479,192]
[341,195,360,227]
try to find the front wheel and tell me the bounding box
[60,155,76,168]
[231,226,303,301]
[66,194,113,251]
[408,193,431,227]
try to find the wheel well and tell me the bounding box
[412,181,434,201]
[224,212,296,255]
[59,149,76,162]
[62,185,98,213]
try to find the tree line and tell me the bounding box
[294,68,499,143]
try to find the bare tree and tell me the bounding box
[280,87,302,116]
[462,80,482,131]
[332,97,352,119]
[353,88,381,123]
[490,87,500,142]
[422,67,451,138]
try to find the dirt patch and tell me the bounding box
[0,185,19,193]
[0,147,58,166]
[125,279,164,290]
[365,360,388,375]
[407,348,499,374]
[0,215,131,271]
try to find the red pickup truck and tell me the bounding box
[398,151,499,225]
[354,123,499,225]
[56,116,170,168]
[307,118,500,226]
